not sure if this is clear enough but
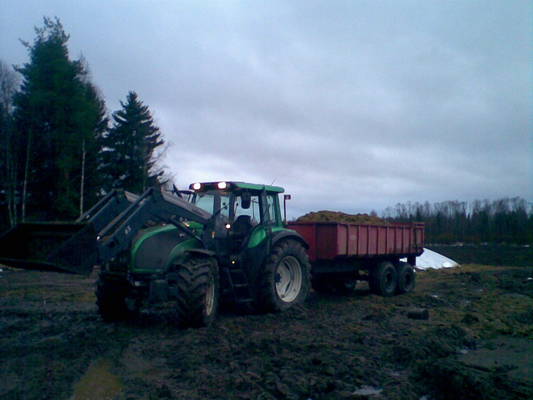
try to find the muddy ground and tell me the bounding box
[0,264,531,400]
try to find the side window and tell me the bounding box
[220,195,230,219]
[234,195,260,224]
[265,194,277,224]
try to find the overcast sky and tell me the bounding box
[1,0,531,217]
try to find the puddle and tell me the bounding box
[71,358,122,400]
[352,385,382,396]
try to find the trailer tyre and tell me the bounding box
[96,274,137,322]
[257,240,311,312]
[174,256,219,328]
[369,261,397,297]
[396,262,416,294]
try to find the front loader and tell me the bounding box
[0,182,310,328]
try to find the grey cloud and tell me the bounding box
[1,0,530,215]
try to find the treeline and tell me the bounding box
[0,18,167,231]
[382,197,533,244]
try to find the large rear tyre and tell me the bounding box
[369,261,397,297]
[96,274,137,322]
[257,240,311,312]
[174,257,219,328]
[396,262,416,294]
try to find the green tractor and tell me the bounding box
[0,182,311,328]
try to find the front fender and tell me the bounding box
[182,248,216,258]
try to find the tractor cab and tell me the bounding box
[189,181,285,252]
[186,181,309,314]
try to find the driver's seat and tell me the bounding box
[232,215,253,238]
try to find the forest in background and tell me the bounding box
[1,18,531,246]
[383,197,532,244]
[0,18,167,231]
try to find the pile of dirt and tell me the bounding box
[295,210,388,225]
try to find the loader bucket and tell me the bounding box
[0,222,98,275]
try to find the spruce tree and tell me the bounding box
[101,91,164,193]
[13,17,108,220]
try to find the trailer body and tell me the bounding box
[288,221,424,262]
[288,221,424,295]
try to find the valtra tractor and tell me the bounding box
[0,182,311,327]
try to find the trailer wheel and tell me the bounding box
[396,262,416,294]
[96,273,137,322]
[369,261,397,297]
[257,240,311,312]
[174,256,219,328]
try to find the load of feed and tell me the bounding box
[295,210,388,225]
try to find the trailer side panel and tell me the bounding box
[288,222,424,262]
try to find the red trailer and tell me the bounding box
[288,221,425,296]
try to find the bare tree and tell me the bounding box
[0,61,19,112]
[0,60,20,227]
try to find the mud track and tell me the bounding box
[1,264,531,400]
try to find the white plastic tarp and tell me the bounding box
[402,248,458,270]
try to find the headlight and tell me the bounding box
[217,181,228,190]
[192,182,201,190]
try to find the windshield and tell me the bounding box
[192,191,230,218]
[194,193,215,214]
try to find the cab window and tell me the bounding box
[193,192,230,219]
[265,194,278,224]
[234,194,260,225]
[194,193,215,214]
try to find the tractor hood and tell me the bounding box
[131,225,202,273]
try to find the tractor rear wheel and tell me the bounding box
[396,262,416,294]
[96,273,137,322]
[257,240,311,312]
[369,261,397,297]
[174,256,219,328]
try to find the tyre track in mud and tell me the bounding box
[0,265,531,400]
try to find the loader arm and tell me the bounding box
[0,188,211,275]
[95,188,211,263]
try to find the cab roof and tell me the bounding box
[190,181,284,193]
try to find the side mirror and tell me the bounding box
[241,192,251,209]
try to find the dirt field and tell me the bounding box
[0,264,531,400]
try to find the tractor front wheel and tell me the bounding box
[174,256,219,328]
[257,240,311,312]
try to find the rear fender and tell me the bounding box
[271,229,309,249]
